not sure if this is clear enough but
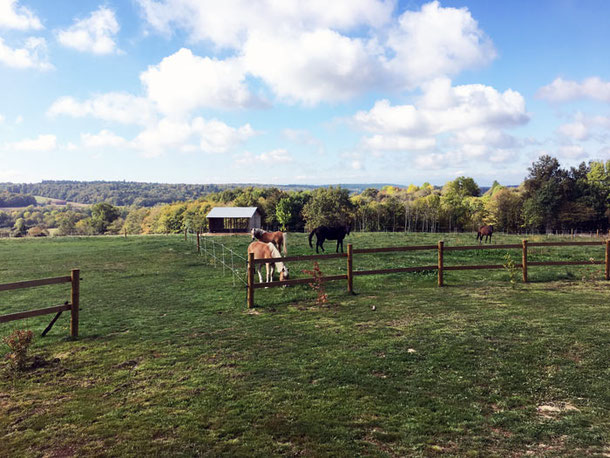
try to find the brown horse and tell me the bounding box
[251,228,287,255]
[476,225,494,243]
[247,241,289,283]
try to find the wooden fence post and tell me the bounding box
[247,252,255,308]
[184,229,187,241]
[522,240,528,283]
[70,269,79,339]
[347,244,353,294]
[197,231,200,254]
[605,240,609,281]
[437,241,444,287]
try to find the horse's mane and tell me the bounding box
[252,227,265,237]
[267,242,286,271]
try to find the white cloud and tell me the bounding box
[0,113,4,123]
[192,118,256,154]
[0,0,43,30]
[386,1,496,89]
[132,117,256,157]
[537,77,610,103]
[0,36,51,70]
[557,121,589,141]
[57,6,120,55]
[81,129,128,149]
[354,79,528,153]
[5,134,57,152]
[140,48,258,115]
[243,29,382,104]
[47,92,155,125]
[556,113,610,141]
[136,1,496,104]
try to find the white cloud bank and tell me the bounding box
[354,78,529,166]
[57,6,120,55]
[136,0,496,104]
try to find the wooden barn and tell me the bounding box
[206,207,261,233]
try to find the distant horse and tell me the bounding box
[308,224,351,253]
[476,225,494,243]
[247,241,289,283]
[251,228,287,255]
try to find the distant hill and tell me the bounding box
[0,180,515,207]
[0,181,407,207]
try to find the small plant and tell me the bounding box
[3,329,34,372]
[581,258,603,283]
[302,261,328,306]
[503,253,519,288]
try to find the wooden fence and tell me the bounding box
[0,269,80,338]
[247,241,610,308]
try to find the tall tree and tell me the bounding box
[302,186,354,230]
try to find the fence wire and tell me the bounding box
[186,232,248,287]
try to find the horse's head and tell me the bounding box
[250,228,257,241]
[345,224,351,235]
[279,265,289,281]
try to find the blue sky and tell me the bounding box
[0,0,609,186]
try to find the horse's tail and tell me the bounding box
[308,229,315,248]
[281,232,287,255]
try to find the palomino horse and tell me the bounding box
[251,228,287,255]
[476,225,494,243]
[247,241,289,283]
[308,224,351,253]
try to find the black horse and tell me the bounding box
[308,225,351,253]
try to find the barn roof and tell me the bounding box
[206,207,259,218]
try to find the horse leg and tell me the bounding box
[256,265,263,283]
[318,237,325,253]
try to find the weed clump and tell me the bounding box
[503,253,519,288]
[3,329,33,372]
[302,262,329,306]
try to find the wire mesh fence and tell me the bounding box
[186,232,248,287]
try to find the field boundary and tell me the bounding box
[0,270,80,338]
[247,240,610,307]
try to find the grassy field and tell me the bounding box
[1,232,609,456]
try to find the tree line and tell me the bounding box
[1,156,608,237]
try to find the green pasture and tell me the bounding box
[1,233,609,456]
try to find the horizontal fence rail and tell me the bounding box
[0,270,80,338]
[0,276,72,292]
[246,239,610,308]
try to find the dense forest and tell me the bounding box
[1,156,608,238]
